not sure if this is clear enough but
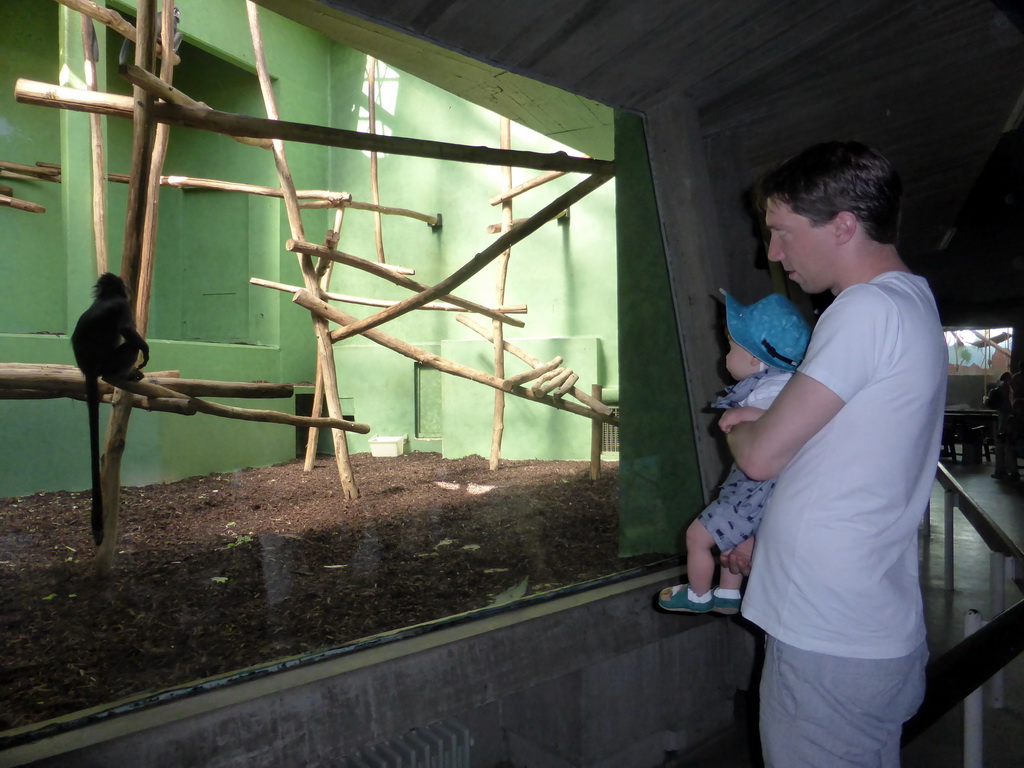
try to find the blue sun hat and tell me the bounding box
[722,290,811,372]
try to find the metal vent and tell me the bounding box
[601,406,620,453]
[333,719,472,767]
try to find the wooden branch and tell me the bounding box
[14,79,616,175]
[51,0,180,64]
[82,15,109,274]
[96,0,159,571]
[0,195,45,213]
[15,77,614,175]
[535,368,574,396]
[291,294,617,424]
[0,161,60,181]
[0,184,13,196]
[143,377,292,398]
[489,170,568,206]
[250,276,525,315]
[246,0,360,499]
[554,371,580,397]
[486,209,567,233]
[151,101,615,173]
[456,313,613,415]
[327,173,611,342]
[120,65,273,149]
[288,240,525,330]
[16,78,135,117]
[367,57,385,264]
[342,199,439,227]
[504,357,563,386]
[114,376,370,432]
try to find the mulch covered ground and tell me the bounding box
[0,452,662,732]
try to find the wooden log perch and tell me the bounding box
[342,199,440,227]
[0,161,61,181]
[250,276,526,315]
[326,173,611,343]
[16,78,136,118]
[0,195,45,213]
[15,78,614,175]
[487,210,567,234]
[51,0,180,64]
[292,292,616,424]
[287,240,415,277]
[113,376,370,432]
[554,371,580,397]
[489,170,569,206]
[456,314,613,415]
[504,357,563,387]
[287,240,526,330]
[120,65,272,149]
[535,368,575,396]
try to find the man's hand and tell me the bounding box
[720,536,755,576]
[719,406,765,433]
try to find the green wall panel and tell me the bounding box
[614,111,703,556]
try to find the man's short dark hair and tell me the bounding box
[756,141,903,245]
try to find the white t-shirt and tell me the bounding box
[741,272,947,659]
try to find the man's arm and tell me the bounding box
[726,371,846,481]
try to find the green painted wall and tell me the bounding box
[324,58,618,461]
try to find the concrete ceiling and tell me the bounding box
[256,0,1024,326]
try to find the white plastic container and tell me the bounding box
[368,434,407,457]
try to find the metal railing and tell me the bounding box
[902,464,1024,766]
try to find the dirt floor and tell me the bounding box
[0,452,662,732]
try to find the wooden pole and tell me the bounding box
[96,0,158,574]
[51,0,180,64]
[17,78,614,176]
[590,385,603,480]
[135,0,177,336]
[16,78,615,174]
[246,0,359,499]
[292,291,618,424]
[304,210,344,472]
[0,195,45,213]
[0,161,60,180]
[489,169,568,206]
[367,57,386,264]
[456,313,612,415]
[287,239,526,330]
[328,173,611,343]
[250,276,526,315]
[490,117,514,470]
[81,16,108,274]
[119,65,272,149]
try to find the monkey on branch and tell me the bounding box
[71,273,149,545]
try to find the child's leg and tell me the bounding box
[717,558,744,591]
[682,518,717,596]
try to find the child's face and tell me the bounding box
[725,337,763,381]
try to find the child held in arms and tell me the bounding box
[658,291,811,615]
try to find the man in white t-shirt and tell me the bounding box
[718,142,947,768]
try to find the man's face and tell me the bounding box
[764,199,837,294]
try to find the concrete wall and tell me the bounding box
[1,569,756,768]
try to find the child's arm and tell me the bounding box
[719,405,765,433]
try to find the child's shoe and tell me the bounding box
[657,584,713,613]
[711,587,742,615]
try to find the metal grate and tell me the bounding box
[333,718,472,767]
[601,406,620,453]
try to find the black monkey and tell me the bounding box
[71,273,150,545]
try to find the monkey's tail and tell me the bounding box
[86,376,105,546]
